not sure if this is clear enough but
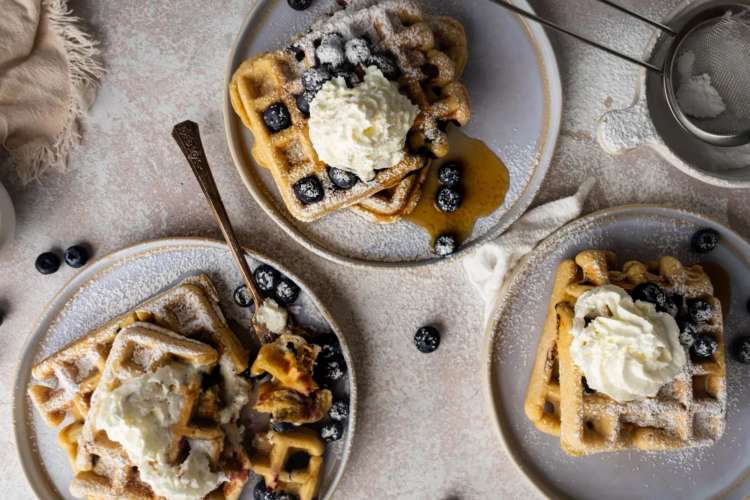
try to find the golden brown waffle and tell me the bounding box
[71,322,252,499]
[229,1,470,222]
[350,166,429,223]
[28,275,248,430]
[525,250,726,456]
[250,428,325,500]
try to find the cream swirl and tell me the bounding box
[570,285,686,402]
[309,66,419,181]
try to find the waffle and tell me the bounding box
[525,250,726,456]
[71,322,252,499]
[28,275,248,430]
[229,0,470,222]
[250,428,325,500]
[350,166,429,223]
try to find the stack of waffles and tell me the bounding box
[524,250,727,456]
[230,0,470,223]
[28,276,254,499]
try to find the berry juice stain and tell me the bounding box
[405,127,509,244]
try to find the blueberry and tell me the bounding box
[332,62,361,88]
[732,337,750,364]
[287,0,313,10]
[329,399,350,421]
[327,167,359,189]
[63,245,89,268]
[438,162,462,187]
[293,176,324,204]
[274,276,300,306]
[302,66,332,94]
[253,264,280,297]
[414,326,440,353]
[254,479,274,500]
[435,185,463,213]
[35,252,61,275]
[263,103,292,132]
[677,319,698,348]
[295,92,314,117]
[691,335,718,359]
[345,38,371,65]
[433,234,457,257]
[691,228,720,253]
[316,33,345,67]
[316,333,342,360]
[687,299,714,324]
[631,283,667,310]
[665,294,682,317]
[315,355,347,388]
[320,421,344,442]
[368,53,400,80]
[232,285,254,308]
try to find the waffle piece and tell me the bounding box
[250,428,325,500]
[255,381,333,424]
[229,0,470,222]
[525,250,726,456]
[28,275,248,429]
[351,166,429,223]
[71,323,252,499]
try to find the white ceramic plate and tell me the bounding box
[224,0,562,267]
[483,205,750,499]
[13,238,356,499]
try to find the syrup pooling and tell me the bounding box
[406,128,510,245]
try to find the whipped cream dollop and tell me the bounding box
[570,285,686,403]
[95,363,226,500]
[309,66,419,181]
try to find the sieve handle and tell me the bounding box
[488,0,672,73]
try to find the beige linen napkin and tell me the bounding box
[0,0,103,183]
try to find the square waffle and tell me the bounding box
[350,166,428,223]
[71,322,252,499]
[525,250,726,455]
[229,0,470,222]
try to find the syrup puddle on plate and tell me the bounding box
[405,127,510,244]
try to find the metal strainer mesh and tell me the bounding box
[670,10,750,136]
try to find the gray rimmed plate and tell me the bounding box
[483,205,750,500]
[13,238,356,499]
[223,0,562,267]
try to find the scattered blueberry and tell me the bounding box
[732,337,750,364]
[274,276,300,306]
[320,421,344,442]
[414,326,440,353]
[295,92,314,117]
[581,377,595,394]
[316,33,345,67]
[687,299,714,324]
[254,479,274,500]
[302,66,333,94]
[327,167,359,189]
[631,283,667,310]
[316,333,343,360]
[293,176,324,204]
[691,335,718,359]
[691,228,720,253]
[368,53,400,80]
[344,38,371,65]
[677,319,698,348]
[253,264,280,297]
[263,103,292,132]
[433,233,457,257]
[438,162,462,187]
[435,185,463,213]
[63,245,89,268]
[35,252,61,275]
[233,285,254,308]
[329,399,350,421]
[287,0,313,10]
[665,294,682,318]
[315,354,347,388]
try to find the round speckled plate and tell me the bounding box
[224,0,561,267]
[13,238,356,500]
[483,205,750,500]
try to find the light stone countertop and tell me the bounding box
[1,1,748,499]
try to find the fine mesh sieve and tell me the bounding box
[488,0,750,147]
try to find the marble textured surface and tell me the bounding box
[0,0,748,499]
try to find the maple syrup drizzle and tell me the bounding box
[701,262,731,317]
[405,128,510,243]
